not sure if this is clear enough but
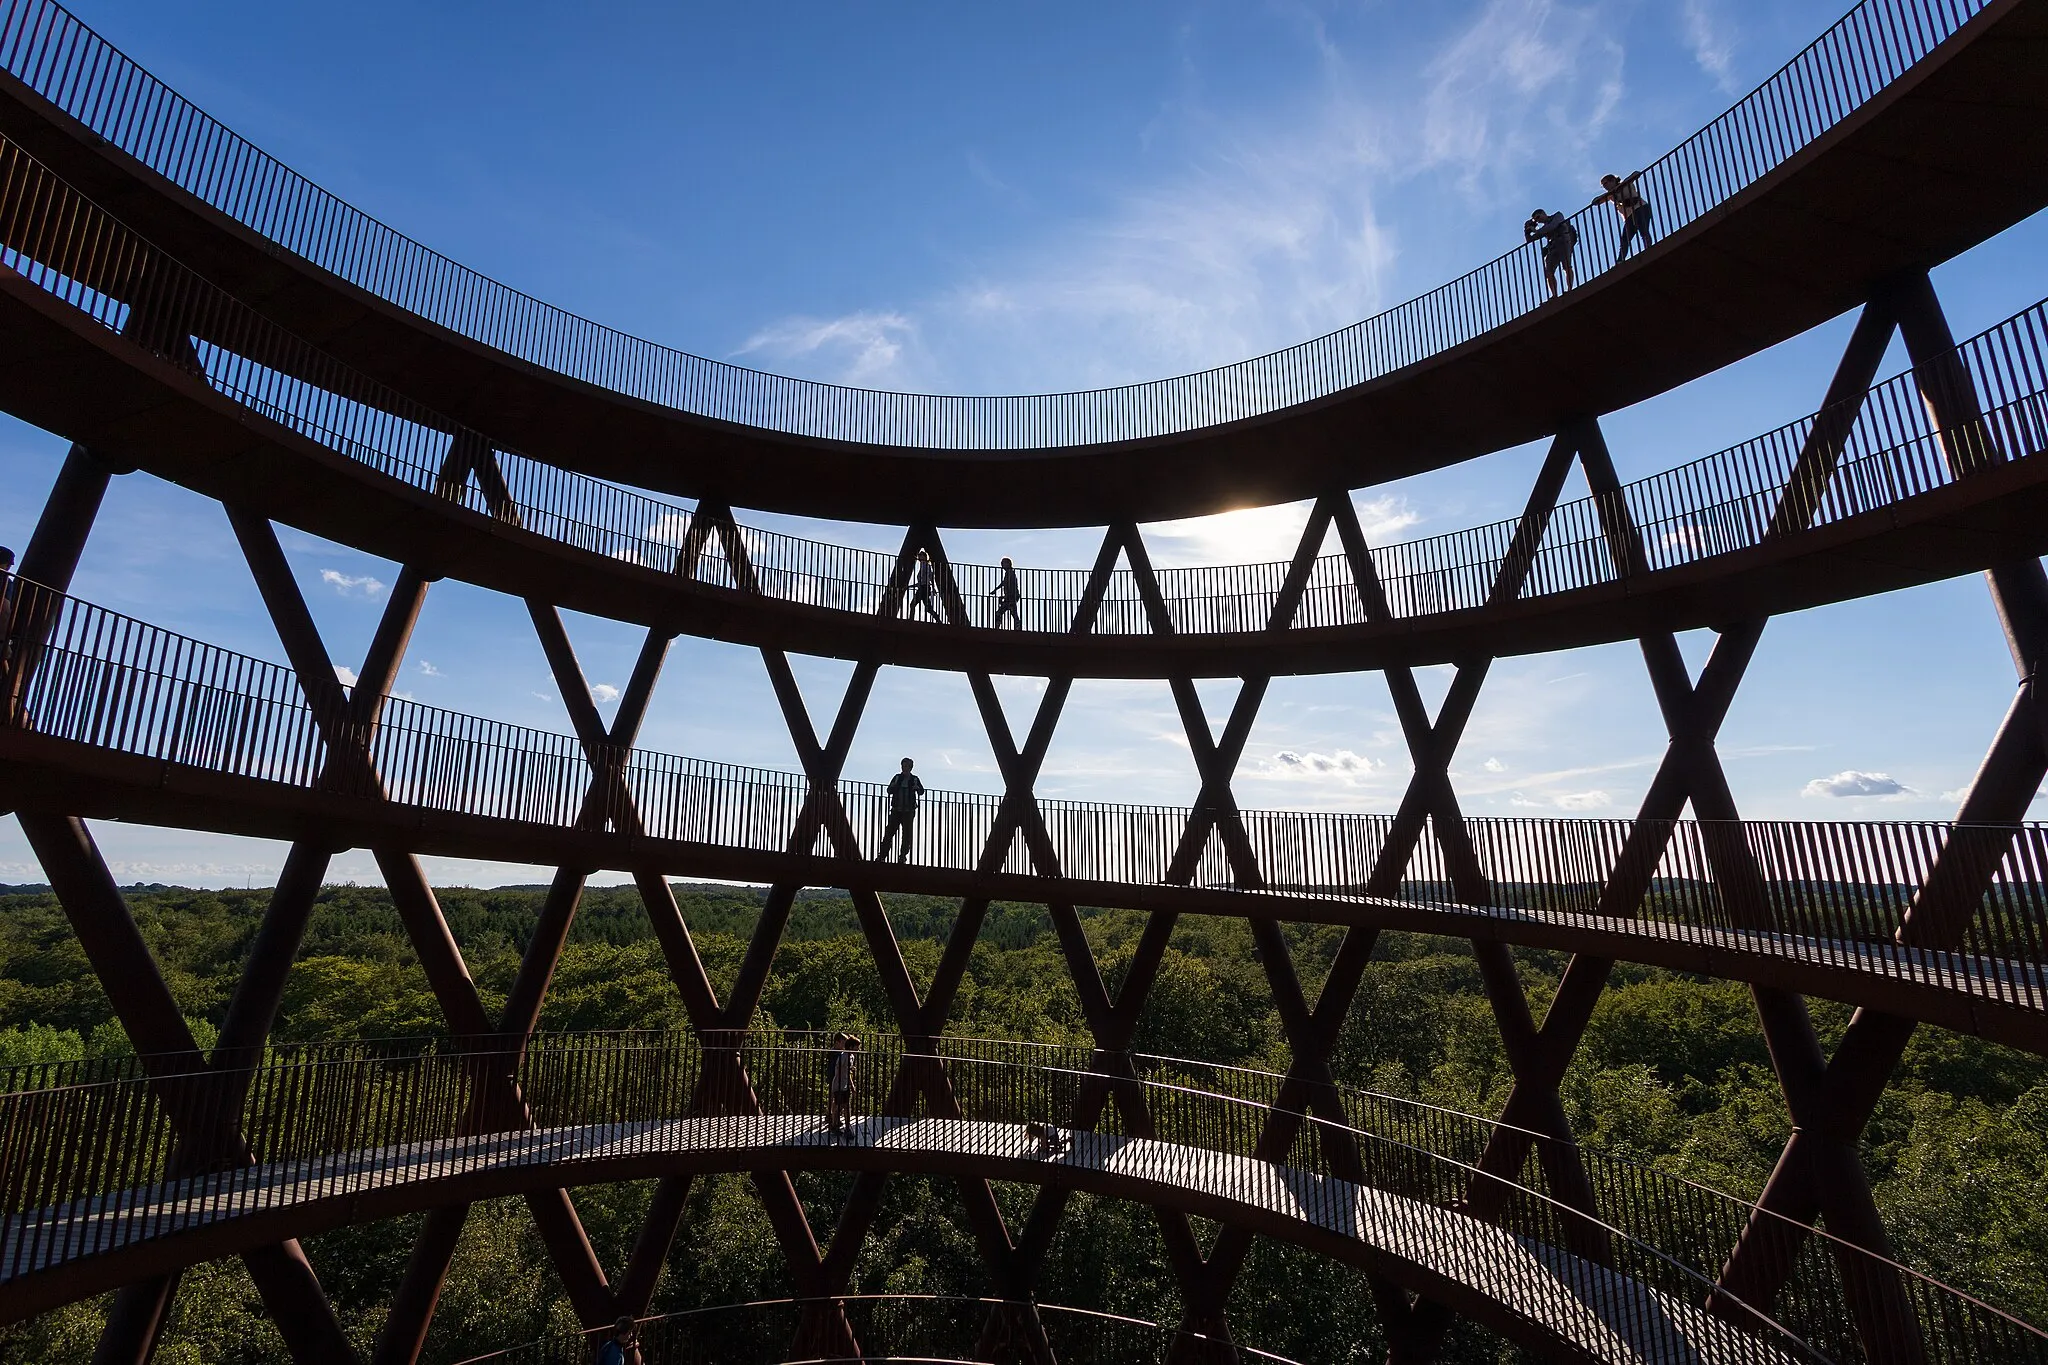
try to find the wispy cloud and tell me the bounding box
[418,660,443,678]
[736,312,916,387]
[320,569,384,598]
[590,683,622,705]
[1803,770,1912,799]
[1420,0,1625,193]
[1678,0,1738,90]
[1254,748,1386,781]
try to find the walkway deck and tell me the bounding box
[0,1114,1805,1365]
[1,725,2042,1057]
[0,1,2041,523]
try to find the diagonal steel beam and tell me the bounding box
[1713,275,2048,1345]
[17,471,358,1365]
[20,814,359,1365]
[761,650,877,860]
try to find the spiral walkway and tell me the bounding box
[0,0,2045,1360]
[0,122,2044,674]
[0,0,2041,522]
[1,1037,2034,1363]
[1,583,2045,1055]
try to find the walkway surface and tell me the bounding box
[0,0,2042,521]
[0,1114,1801,1365]
[2,722,2042,1056]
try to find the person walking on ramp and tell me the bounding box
[990,556,1023,629]
[1592,170,1653,263]
[876,757,926,863]
[907,548,942,622]
[1523,208,1578,298]
[827,1032,862,1140]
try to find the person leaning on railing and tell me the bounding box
[1592,170,1654,263]
[1523,209,1579,298]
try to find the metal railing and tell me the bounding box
[453,1295,1307,1365]
[0,130,2041,640]
[0,0,1996,449]
[0,1034,2040,1362]
[5,579,2047,1016]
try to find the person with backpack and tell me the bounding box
[595,1315,641,1365]
[989,556,1023,629]
[1592,170,1654,264]
[1523,208,1578,298]
[826,1032,862,1139]
[875,757,925,864]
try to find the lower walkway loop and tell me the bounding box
[0,1038,2036,1364]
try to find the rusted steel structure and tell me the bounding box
[0,0,2045,1360]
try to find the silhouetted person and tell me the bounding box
[1026,1120,1070,1157]
[1524,208,1578,297]
[875,757,925,863]
[826,1032,862,1139]
[0,546,16,670]
[1593,171,1653,263]
[990,556,1022,629]
[596,1315,641,1365]
[908,548,941,622]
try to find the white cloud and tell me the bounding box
[1679,0,1738,90]
[1483,757,1507,773]
[1420,0,1625,192]
[590,683,622,705]
[320,569,384,598]
[333,664,359,688]
[418,660,443,677]
[1259,748,1385,780]
[735,311,916,388]
[1803,770,1912,799]
[1554,789,1612,811]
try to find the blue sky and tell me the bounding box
[1,0,2043,886]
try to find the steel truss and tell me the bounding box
[4,268,2044,1365]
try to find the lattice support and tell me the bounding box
[1715,273,2048,1344]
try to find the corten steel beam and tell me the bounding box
[12,449,359,1365]
[1579,417,1924,1358]
[17,814,360,1365]
[748,586,1056,1361]
[958,627,1229,1333]
[8,247,2048,682]
[3,0,2042,526]
[1175,485,1583,1357]
[1442,289,1900,1232]
[1456,286,1920,1206]
[1717,273,2048,1326]
[218,511,625,1355]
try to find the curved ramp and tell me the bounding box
[0,0,2042,522]
[0,173,2045,676]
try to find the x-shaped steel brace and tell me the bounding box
[10,450,359,1365]
[1711,275,2048,1350]
[227,475,621,1358]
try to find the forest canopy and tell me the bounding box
[0,880,2040,1364]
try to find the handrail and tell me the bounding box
[0,131,2042,640]
[5,579,2047,1023]
[452,1295,1309,1365]
[0,1035,2040,1359]
[0,0,1994,449]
